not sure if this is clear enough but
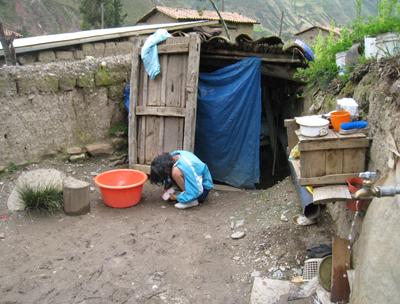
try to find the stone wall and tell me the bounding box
[1,39,133,66]
[0,55,131,168]
[303,56,400,303]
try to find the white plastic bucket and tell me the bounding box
[364,37,377,59]
[376,32,400,60]
[336,51,347,75]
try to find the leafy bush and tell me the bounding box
[296,0,400,88]
[18,185,63,213]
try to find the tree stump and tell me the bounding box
[63,177,90,215]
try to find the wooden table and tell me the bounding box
[285,119,370,186]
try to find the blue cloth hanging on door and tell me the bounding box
[195,57,262,188]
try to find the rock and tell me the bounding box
[69,153,86,162]
[235,219,245,228]
[233,256,241,261]
[86,143,113,156]
[90,187,96,192]
[0,165,6,173]
[7,169,65,211]
[251,270,261,277]
[66,147,83,155]
[280,214,288,222]
[90,172,99,176]
[231,231,246,239]
[250,278,296,304]
[0,232,5,239]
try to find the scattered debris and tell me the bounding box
[235,219,245,228]
[231,231,246,239]
[291,276,304,284]
[69,153,87,162]
[288,277,319,300]
[270,269,284,280]
[293,214,317,226]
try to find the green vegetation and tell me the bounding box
[80,0,127,30]
[296,0,400,88]
[18,185,63,213]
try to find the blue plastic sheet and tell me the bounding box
[123,83,130,112]
[195,57,262,188]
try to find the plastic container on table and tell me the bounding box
[330,110,351,132]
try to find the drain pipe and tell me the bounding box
[288,159,320,219]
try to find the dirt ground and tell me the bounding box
[0,158,333,304]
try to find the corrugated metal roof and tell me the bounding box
[0,20,218,55]
[140,6,258,24]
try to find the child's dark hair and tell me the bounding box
[150,153,175,188]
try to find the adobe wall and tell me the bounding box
[0,39,133,66]
[0,55,131,168]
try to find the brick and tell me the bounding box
[95,66,127,87]
[93,42,105,57]
[77,73,95,88]
[115,41,132,55]
[59,76,77,91]
[38,51,56,63]
[82,43,95,57]
[104,42,117,57]
[67,146,83,155]
[56,51,74,61]
[18,54,37,65]
[74,50,85,60]
[18,73,59,94]
[85,142,113,156]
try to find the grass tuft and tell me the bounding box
[18,185,63,213]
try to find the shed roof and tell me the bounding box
[138,6,258,24]
[294,25,341,36]
[0,20,217,56]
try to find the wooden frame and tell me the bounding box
[128,34,201,174]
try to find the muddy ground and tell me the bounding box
[0,158,333,304]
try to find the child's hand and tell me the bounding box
[169,194,177,201]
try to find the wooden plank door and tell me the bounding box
[128,34,201,174]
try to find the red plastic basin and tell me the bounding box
[94,169,148,208]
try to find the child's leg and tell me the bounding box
[197,189,210,203]
[171,167,185,191]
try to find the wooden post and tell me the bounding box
[0,22,17,66]
[128,37,141,167]
[331,237,351,303]
[63,177,90,216]
[183,34,201,151]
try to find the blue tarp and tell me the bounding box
[195,57,262,188]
